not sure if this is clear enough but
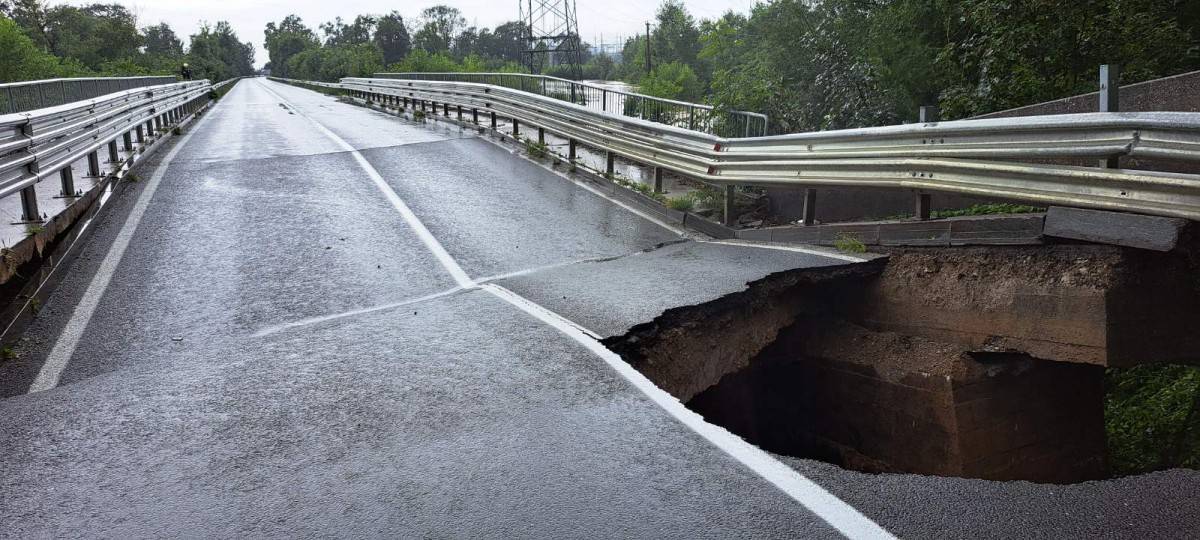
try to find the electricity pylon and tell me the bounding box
[520,0,584,79]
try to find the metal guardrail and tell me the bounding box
[0,78,215,222]
[375,72,769,138]
[276,76,1200,221]
[0,76,179,115]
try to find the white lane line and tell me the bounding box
[28,107,216,393]
[258,80,473,288]
[481,283,894,540]
[251,287,468,337]
[705,239,873,263]
[267,78,895,539]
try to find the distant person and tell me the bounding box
[181,63,192,80]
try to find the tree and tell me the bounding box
[412,5,465,53]
[321,15,375,47]
[652,1,701,71]
[189,21,254,81]
[639,61,701,100]
[0,16,76,81]
[373,11,410,65]
[264,15,319,78]
[142,22,183,56]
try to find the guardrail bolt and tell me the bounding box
[87,151,101,177]
[59,166,75,197]
[801,188,817,226]
[107,141,120,164]
[916,192,932,220]
[653,167,664,193]
[606,151,615,176]
[19,185,41,223]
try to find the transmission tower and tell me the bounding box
[520,0,584,79]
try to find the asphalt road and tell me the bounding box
[0,78,1196,539]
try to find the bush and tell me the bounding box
[833,233,867,253]
[666,195,695,212]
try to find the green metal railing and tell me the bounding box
[0,76,178,115]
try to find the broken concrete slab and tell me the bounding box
[1044,206,1188,251]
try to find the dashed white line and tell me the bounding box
[266,78,895,539]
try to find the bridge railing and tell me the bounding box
[0,78,218,222]
[275,76,1200,222]
[0,76,179,115]
[374,72,769,138]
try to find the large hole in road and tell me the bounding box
[600,247,1198,484]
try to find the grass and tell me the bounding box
[1106,364,1200,476]
[124,172,141,183]
[412,109,426,121]
[0,346,15,361]
[611,175,666,203]
[25,225,45,237]
[171,126,182,136]
[932,203,1044,218]
[833,233,868,253]
[666,195,695,212]
[525,140,548,159]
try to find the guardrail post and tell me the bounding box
[136,125,145,144]
[801,188,817,226]
[472,108,479,124]
[724,186,736,226]
[538,127,545,145]
[87,151,101,177]
[122,131,133,152]
[457,105,462,121]
[915,105,938,221]
[443,102,450,117]
[490,111,497,129]
[653,167,664,193]
[59,165,76,197]
[1099,64,1120,168]
[606,151,615,176]
[19,185,41,222]
[107,140,120,164]
[569,139,578,163]
[512,118,520,139]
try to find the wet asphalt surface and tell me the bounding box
[0,78,1197,538]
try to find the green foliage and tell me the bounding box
[833,233,868,254]
[524,140,547,159]
[186,21,255,82]
[666,195,695,212]
[932,203,1045,218]
[374,11,411,65]
[286,42,382,82]
[639,61,702,101]
[1107,364,1200,476]
[264,15,320,78]
[0,16,70,81]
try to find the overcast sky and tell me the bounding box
[54,0,760,68]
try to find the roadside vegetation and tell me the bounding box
[1107,364,1200,476]
[1,2,255,83]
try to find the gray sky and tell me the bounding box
[57,0,760,68]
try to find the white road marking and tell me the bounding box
[481,283,894,540]
[259,80,473,288]
[251,287,467,337]
[267,78,895,539]
[705,239,873,263]
[29,103,218,393]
